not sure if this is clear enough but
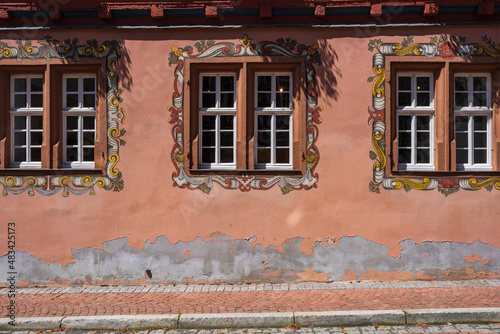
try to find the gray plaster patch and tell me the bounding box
[0,235,499,285]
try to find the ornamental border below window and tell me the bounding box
[368,35,500,196]
[0,36,126,196]
[168,34,323,194]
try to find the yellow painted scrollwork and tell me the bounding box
[372,66,385,98]
[474,44,500,57]
[372,132,386,170]
[393,177,430,190]
[468,177,500,190]
[394,43,422,56]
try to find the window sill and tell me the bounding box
[0,168,104,176]
[189,169,304,176]
[391,170,500,178]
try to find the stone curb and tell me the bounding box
[405,307,500,325]
[178,313,294,329]
[61,315,179,330]
[1,308,500,330]
[0,316,63,330]
[295,310,406,327]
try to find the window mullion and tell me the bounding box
[215,114,220,165]
[468,114,473,165]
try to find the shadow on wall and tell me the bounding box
[317,39,341,103]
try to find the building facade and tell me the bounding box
[1,0,500,285]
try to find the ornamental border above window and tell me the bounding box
[0,36,126,196]
[167,34,323,194]
[367,35,500,196]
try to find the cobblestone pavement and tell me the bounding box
[1,280,500,317]
[2,324,500,334]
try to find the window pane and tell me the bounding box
[456,149,468,164]
[257,148,271,163]
[31,148,41,162]
[416,116,430,130]
[276,93,290,108]
[31,94,43,108]
[416,93,430,107]
[83,132,95,146]
[473,77,487,91]
[416,132,429,147]
[31,132,43,146]
[416,77,429,91]
[398,92,411,107]
[257,132,271,147]
[276,116,289,130]
[66,78,79,92]
[220,115,233,130]
[202,132,215,146]
[455,93,468,108]
[66,132,78,146]
[276,132,289,147]
[398,115,411,131]
[220,93,234,108]
[456,132,468,148]
[202,148,215,163]
[398,132,411,147]
[14,148,26,162]
[257,76,271,91]
[219,148,233,163]
[474,116,487,131]
[202,115,216,130]
[83,78,95,92]
[474,149,486,164]
[66,116,79,130]
[416,149,430,163]
[83,148,94,161]
[276,148,289,164]
[474,132,487,149]
[14,78,27,92]
[14,132,26,146]
[83,116,95,130]
[202,76,216,92]
[220,76,234,92]
[455,77,468,91]
[66,147,78,161]
[398,76,411,91]
[455,116,468,131]
[66,94,79,108]
[83,94,95,108]
[14,116,26,130]
[31,116,43,129]
[257,92,271,108]
[202,93,216,108]
[31,78,43,92]
[258,115,271,130]
[276,76,290,92]
[473,93,487,107]
[14,94,27,108]
[220,132,233,146]
[398,148,411,163]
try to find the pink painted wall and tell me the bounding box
[1,26,499,284]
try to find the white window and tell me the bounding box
[62,74,96,168]
[396,73,434,170]
[10,75,43,167]
[454,73,491,170]
[255,73,292,169]
[199,74,236,169]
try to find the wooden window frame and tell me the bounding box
[386,57,500,178]
[0,61,107,175]
[185,58,305,176]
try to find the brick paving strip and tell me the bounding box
[1,279,500,318]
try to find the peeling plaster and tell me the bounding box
[1,235,499,286]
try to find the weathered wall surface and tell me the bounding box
[1,26,499,285]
